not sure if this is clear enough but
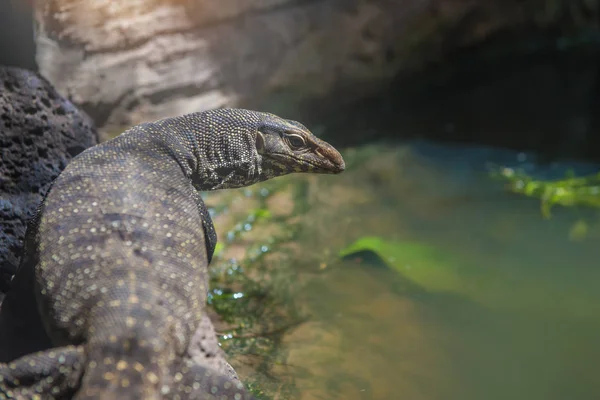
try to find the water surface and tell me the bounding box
[269,141,600,400]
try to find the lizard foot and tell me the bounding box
[171,362,257,400]
[0,345,85,400]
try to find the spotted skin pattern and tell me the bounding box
[0,109,345,399]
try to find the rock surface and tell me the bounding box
[0,66,98,292]
[32,0,429,137]
[187,314,240,382]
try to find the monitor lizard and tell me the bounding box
[0,108,345,399]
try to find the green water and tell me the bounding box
[264,142,600,400]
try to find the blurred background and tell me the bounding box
[2,0,600,159]
[1,1,600,399]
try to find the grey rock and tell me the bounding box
[0,66,98,292]
[34,0,415,138]
[187,314,240,381]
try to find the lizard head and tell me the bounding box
[255,114,345,177]
[186,108,345,190]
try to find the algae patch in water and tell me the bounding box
[205,176,316,399]
[338,235,600,318]
[339,236,464,295]
[492,167,600,217]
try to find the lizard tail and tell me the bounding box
[73,347,164,400]
[73,360,258,400]
[74,363,163,400]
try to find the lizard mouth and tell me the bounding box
[268,152,345,174]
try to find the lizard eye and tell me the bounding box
[286,134,306,150]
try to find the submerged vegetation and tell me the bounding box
[491,167,600,217]
[492,166,600,240]
[338,233,599,318]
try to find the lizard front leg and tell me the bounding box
[170,362,256,400]
[0,345,85,400]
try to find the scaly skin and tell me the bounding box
[0,109,344,399]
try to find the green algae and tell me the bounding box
[338,235,600,318]
[492,167,600,218]
[205,176,314,399]
[339,236,464,295]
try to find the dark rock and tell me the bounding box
[0,66,98,292]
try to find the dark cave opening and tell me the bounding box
[0,0,37,72]
[310,28,600,163]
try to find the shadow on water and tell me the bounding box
[270,140,600,400]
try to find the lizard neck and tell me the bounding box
[154,111,264,191]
